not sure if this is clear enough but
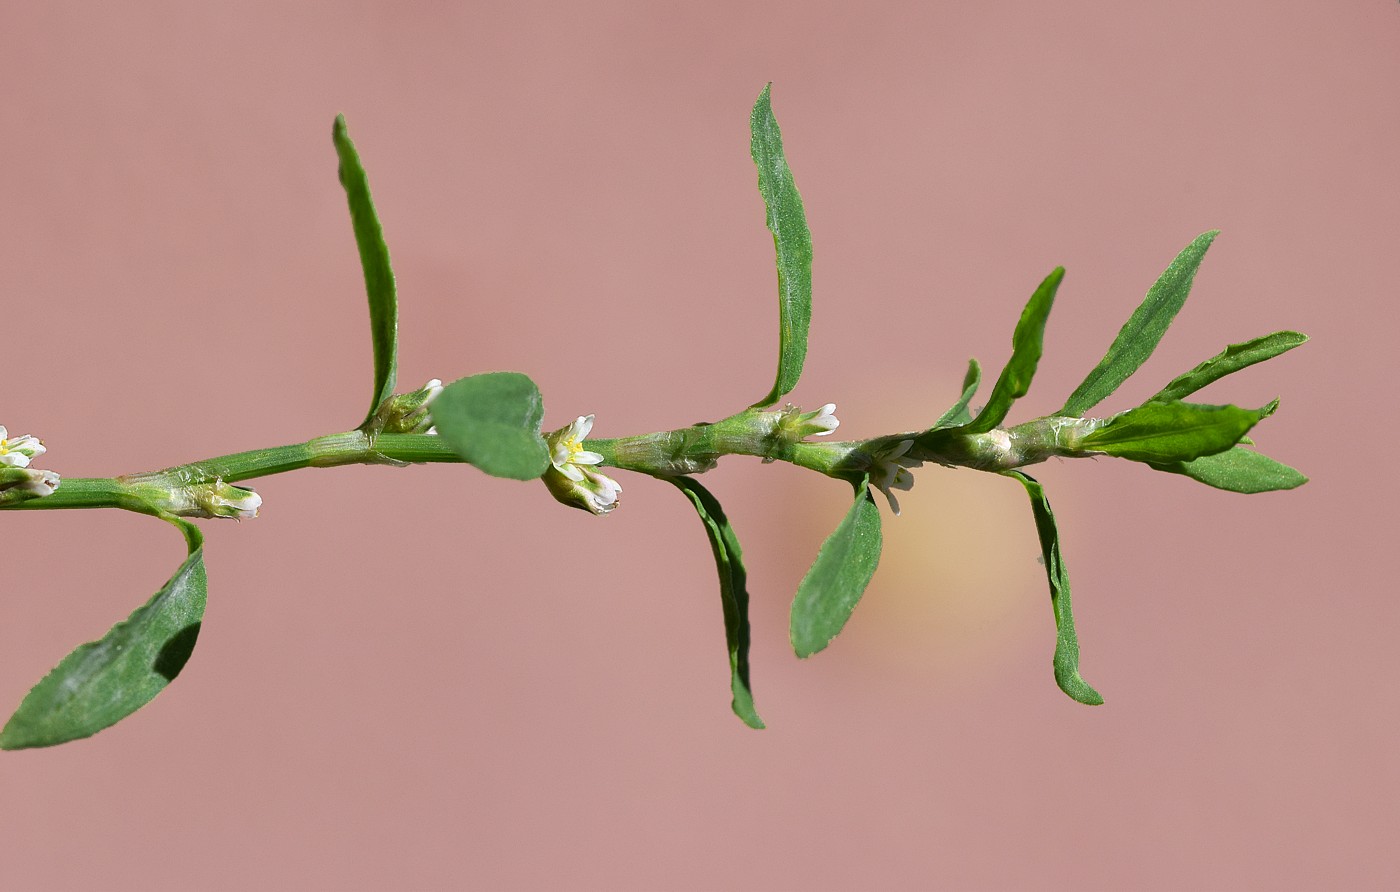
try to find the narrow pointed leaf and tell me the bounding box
[333,115,399,428]
[1,519,207,749]
[430,372,550,480]
[749,84,813,408]
[791,476,882,658]
[668,477,764,729]
[1004,471,1102,705]
[963,268,1063,433]
[1060,231,1218,416]
[1149,446,1308,493]
[932,359,982,430]
[1081,400,1267,464]
[1150,331,1308,404]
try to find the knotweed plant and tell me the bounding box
[0,86,1307,748]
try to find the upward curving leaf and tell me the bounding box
[334,115,400,429]
[749,84,813,408]
[931,359,982,430]
[1150,331,1307,404]
[962,268,1063,434]
[1,518,208,749]
[1059,231,1218,417]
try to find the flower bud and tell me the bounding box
[0,467,60,503]
[777,403,840,441]
[380,379,444,434]
[191,480,262,520]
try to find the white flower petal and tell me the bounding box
[572,450,604,466]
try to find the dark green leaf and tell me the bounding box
[932,359,981,430]
[1149,446,1308,493]
[1,519,207,749]
[1150,331,1307,403]
[790,476,883,658]
[1060,231,1218,416]
[749,84,813,408]
[1081,400,1267,464]
[668,477,764,729]
[430,372,550,480]
[963,268,1063,433]
[334,115,399,428]
[1004,471,1102,706]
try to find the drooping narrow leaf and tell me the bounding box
[749,84,813,408]
[430,372,550,480]
[668,476,764,729]
[932,359,981,430]
[333,115,399,428]
[1149,446,1308,493]
[1060,231,1219,417]
[1004,471,1102,705]
[1,518,208,749]
[1080,400,1267,464]
[963,268,1064,433]
[790,476,883,658]
[1150,331,1307,404]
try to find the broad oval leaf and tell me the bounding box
[1148,445,1308,493]
[1004,471,1102,706]
[1060,231,1218,417]
[1,520,207,749]
[790,476,882,658]
[668,476,763,729]
[1081,400,1267,464]
[334,115,399,428]
[963,267,1063,433]
[750,84,813,408]
[1150,331,1307,404]
[430,372,550,480]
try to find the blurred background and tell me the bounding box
[1,3,1394,889]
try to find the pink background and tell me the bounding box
[1,3,1394,889]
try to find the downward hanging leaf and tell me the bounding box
[790,476,883,658]
[1080,400,1268,464]
[333,115,399,429]
[962,267,1063,433]
[1,518,208,749]
[1060,231,1218,417]
[668,477,764,729]
[1149,446,1308,493]
[749,84,813,408]
[431,372,550,480]
[1150,331,1307,404]
[1003,471,1102,706]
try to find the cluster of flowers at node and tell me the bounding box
[870,439,921,515]
[381,379,444,434]
[543,415,622,515]
[778,402,840,440]
[0,426,59,502]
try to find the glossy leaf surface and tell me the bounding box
[790,477,882,658]
[749,84,813,408]
[334,115,399,428]
[1081,400,1266,464]
[963,268,1063,433]
[431,372,550,480]
[669,477,763,729]
[1005,471,1102,705]
[1060,231,1218,416]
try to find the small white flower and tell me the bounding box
[0,426,46,469]
[383,379,444,434]
[194,481,262,520]
[544,414,623,515]
[869,439,922,516]
[0,467,60,498]
[779,402,840,440]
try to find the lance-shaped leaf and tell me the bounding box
[749,84,813,408]
[1149,446,1308,493]
[1060,231,1218,417]
[1,518,207,749]
[931,359,982,430]
[668,476,764,729]
[334,115,399,429]
[1150,331,1307,404]
[1080,400,1268,464]
[1004,471,1102,705]
[791,476,883,658]
[962,268,1063,434]
[430,372,550,480]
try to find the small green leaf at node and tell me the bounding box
[0,518,208,750]
[430,372,550,480]
[963,267,1063,434]
[1003,471,1103,706]
[749,84,813,409]
[1149,446,1308,493]
[931,359,981,431]
[668,476,764,729]
[1060,231,1219,417]
[1080,400,1268,464]
[790,476,883,658]
[333,114,400,429]
[1150,331,1307,404]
